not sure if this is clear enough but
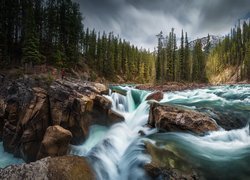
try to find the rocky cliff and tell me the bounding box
[0,76,124,163]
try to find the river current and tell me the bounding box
[1,85,250,179]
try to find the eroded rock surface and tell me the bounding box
[0,78,123,162]
[146,91,164,101]
[0,155,95,180]
[37,125,72,160]
[148,102,219,134]
[144,142,199,180]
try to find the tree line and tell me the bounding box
[0,0,155,83]
[155,28,208,83]
[207,21,250,81]
[0,0,83,67]
[1,0,249,83]
[83,29,155,82]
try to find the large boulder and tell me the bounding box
[0,156,95,180]
[144,142,199,180]
[1,83,52,162]
[148,103,219,134]
[0,77,122,162]
[37,125,72,160]
[48,81,117,145]
[146,91,164,101]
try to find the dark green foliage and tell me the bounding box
[22,0,41,65]
[244,42,250,80]
[179,30,185,80]
[184,32,190,81]
[156,31,164,82]
[192,40,206,82]
[156,29,194,83]
[207,21,250,81]
[0,0,83,67]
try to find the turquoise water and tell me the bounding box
[149,84,250,179]
[1,84,250,180]
[69,84,250,180]
[0,142,24,168]
[160,85,250,128]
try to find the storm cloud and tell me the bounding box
[75,0,249,50]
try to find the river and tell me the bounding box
[1,85,250,179]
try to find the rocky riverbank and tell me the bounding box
[136,82,209,92]
[1,76,235,179]
[0,155,95,180]
[0,76,124,164]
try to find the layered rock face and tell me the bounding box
[0,155,95,180]
[148,102,219,134]
[0,78,124,163]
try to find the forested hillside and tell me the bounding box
[0,0,249,84]
[155,29,208,83]
[207,22,250,82]
[0,0,155,83]
[155,21,250,83]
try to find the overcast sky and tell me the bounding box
[75,0,249,51]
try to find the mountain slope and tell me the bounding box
[189,35,223,51]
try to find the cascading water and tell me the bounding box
[148,84,250,179]
[0,142,24,168]
[1,84,250,180]
[69,84,250,180]
[71,86,154,180]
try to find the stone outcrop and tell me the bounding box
[2,82,34,156]
[148,102,219,134]
[48,81,123,145]
[0,77,123,162]
[0,155,95,180]
[144,142,199,180]
[19,88,50,162]
[146,91,164,101]
[37,125,72,160]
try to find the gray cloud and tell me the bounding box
[75,0,249,50]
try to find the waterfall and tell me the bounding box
[0,142,24,168]
[72,87,152,180]
[1,84,250,179]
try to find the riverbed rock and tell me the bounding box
[144,142,199,180]
[199,108,247,130]
[0,77,122,162]
[49,91,94,145]
[146,91,164,101]
[0,155,95,180]
[148,102,219,134]
[48,81,117,145]
[37,125,72,160]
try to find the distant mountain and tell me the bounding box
[241,12,250,21]
[189,35,223,51]
[238,12,250,28]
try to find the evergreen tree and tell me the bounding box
[22,0,41,65]
[156,31,164,82]
[192,40,205,82]
[179,30,185,80]
[244,42,250,80]
[184,32,190,81]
